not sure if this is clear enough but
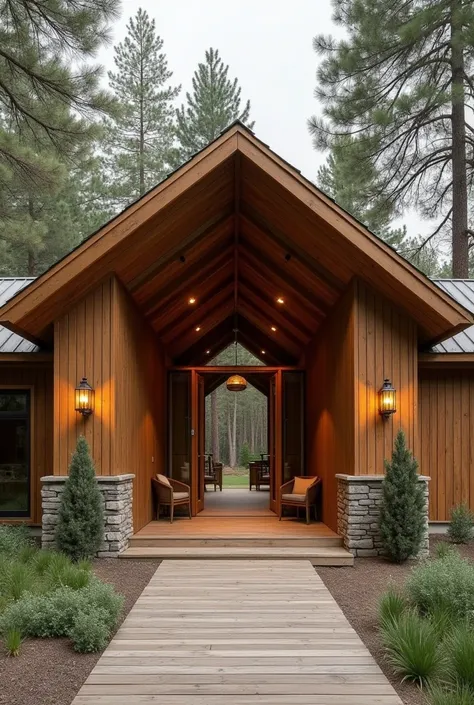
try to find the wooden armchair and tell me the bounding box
[152,474,191,523]
[279,476,321,524]
[204,456,223,491]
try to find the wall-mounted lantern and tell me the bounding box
[75,377,94,416]
[379,378,396,419]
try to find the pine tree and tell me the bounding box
[379,431,426,562]
[56,436,104,561]
[310,0,474,277]
[105,9,180,207]
[0,0,119,188]
[317,136,405,249]
[176,48,254,160]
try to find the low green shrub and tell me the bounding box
[406,552,474,622]
[380,610,446,687]
[0,526,34,556]
[447,623,474,691]
[448,505,474,545]
[83,579,124,632]
[428,684,474,705]
[379,585,407,626]
[4,628,22,657]
[70,610,110,653]
[0,577,123,642]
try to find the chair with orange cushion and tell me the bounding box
[279,476,321,524]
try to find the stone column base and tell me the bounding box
[41,474,134,557]
[336,474,430,558]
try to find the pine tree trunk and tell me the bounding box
[450,0,469,278]
[139,37,145,196]
[27,196,37,276]
[211,390,219,462]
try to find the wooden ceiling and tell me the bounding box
[1,124,471,352]
[123,153,344,366]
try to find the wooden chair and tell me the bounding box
[204,456,223,491]
[152,474,191,523]
[256,461,270,491]
[279,476,321,524]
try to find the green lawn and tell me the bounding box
[223,474,249,487]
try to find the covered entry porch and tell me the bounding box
[0,123,469,557]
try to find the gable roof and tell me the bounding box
[431,281,474,353]
[0,279,39,353]
[0,123,471,359]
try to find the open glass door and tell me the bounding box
[282,371,305,482]
[269,370,282,514]
[191,371,205,514]
[168,371,191,488]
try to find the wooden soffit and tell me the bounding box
[0,122,472,351]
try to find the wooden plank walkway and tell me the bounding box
[73,560,402,705]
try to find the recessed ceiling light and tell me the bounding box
[205,350,210,354]
[271,326,277,332]
[195,326,201,332]
[276,297,284,304]
[261,350,266,355]
[188,297,196,305]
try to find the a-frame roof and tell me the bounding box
[0,122,471,364]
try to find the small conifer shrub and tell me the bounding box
[447,504,474,544]
[55,436,104,561]
[379,430,425,563]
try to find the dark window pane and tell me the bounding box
[0,418,29,513]
[0,393,28,413]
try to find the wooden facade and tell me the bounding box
[419,368,474,521]
[305,281,418,531]
[1,124,473,532]
[53,277,165,531]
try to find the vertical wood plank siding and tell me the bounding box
[54,278,115,476]
[306,286,356,531]
[419,368,474,521]
[306,279,418,531]
[53,277,166,531]
[354,280,418,473]
[112,280,166,532]
[0,363,53,524]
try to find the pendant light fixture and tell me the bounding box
[226,326,247,392]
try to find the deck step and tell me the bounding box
[120,546,354,566]
[129,536,343,548]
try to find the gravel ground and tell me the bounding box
[0,559,160,705]
[318,537,474,705]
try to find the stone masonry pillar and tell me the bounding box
[40,474,135,557]
[336,474,430,558]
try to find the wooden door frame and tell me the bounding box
[190,370,205,515]
[176,366,291,516]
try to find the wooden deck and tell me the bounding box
[132,517,340,540]
[73,559,402,704]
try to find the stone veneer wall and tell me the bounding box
[40,474,134,557]
[336,474,430,558]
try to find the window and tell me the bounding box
[0,390,30,517]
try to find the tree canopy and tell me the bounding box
[175,48,254,160]
[310,0,474,277]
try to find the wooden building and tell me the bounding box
[0,123,473,554]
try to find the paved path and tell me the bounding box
[73,559,402,704]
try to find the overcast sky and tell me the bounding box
[99,0,429,237]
